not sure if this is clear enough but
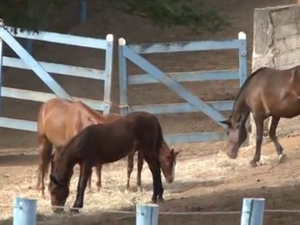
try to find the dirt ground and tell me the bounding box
[1,0,300,224]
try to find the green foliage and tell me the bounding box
[0,0,229,34]
[124,0,229,33]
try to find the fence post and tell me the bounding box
[0,19,4,116]
[238,31,247,88]
[240,198,265,225]
[79,0,87,22]
[118,38,130,116]
[136,203,159,225]
[25,39,32,54]
[13,197,37,225]
[103,34,113,114]
[238,31,249,147]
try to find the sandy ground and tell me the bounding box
[1,0,300,224]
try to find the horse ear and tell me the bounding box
[220,118,231,126]
[175,149,182,156]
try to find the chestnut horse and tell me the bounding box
[36,98,109,197]
[49,111,179,213]
[220,66,300,167]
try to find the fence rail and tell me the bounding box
[0,20,113,132]
[118,32,247,144]
[7,197,270,225]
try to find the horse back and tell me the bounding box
[246,66,300,116]
[37,98,106,146]
[121,112,163,151]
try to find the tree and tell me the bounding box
[0,0,229,33]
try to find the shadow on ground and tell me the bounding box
[0,154,38,167]
[124,179,225,195]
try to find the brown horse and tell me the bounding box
[220,66,300,166]
[36,98,109,197]
[100,113,178,192]
[125,139,177,193]
[48,111,179,213]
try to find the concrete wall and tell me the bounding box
[250,4,300,144]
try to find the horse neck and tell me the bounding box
[232,92,250,122]
[53,147,78,181]
[159,139,170,158]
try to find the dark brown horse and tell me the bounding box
[48,111,179,213]
[100,113,178,192]
[220,66,300,166]
[36,98,109,197]
[125,139,177,193]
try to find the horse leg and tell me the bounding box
[137,150,144,193]
[125,151,134,194]
[95,165,102,192]
[71,163,92,213]
[36,137,52,198]
[269,116,285,163]
[250,116,264,167]
[87,170,92,191]
[142,149,164,203]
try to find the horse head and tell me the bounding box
[220,114,248,159]
[48,161,72,214]
[159,142,181,183]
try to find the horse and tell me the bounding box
[48,111,180,213]
[103,113,177,192]
[220,66,300,167]
[36,98,172,197]
[125,139,177,193]
[36,98,109,197]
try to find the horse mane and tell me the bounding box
[233,67,268,110]
[77,101,105,120]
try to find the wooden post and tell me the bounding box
[240,198,265,225]
[79,0,87,22]
[13,197,37,225]
[103,34,114,115]
[238,31,249,146]
[25,40,32,54]
[118,38,130,116]
[0,19,4,115]
[136,203,159,225]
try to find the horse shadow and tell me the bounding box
[124,179,224,194]
[0,153,38,167]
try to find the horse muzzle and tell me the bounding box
[165,176,174,183]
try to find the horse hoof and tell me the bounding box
[151,197,164,204]
[157,197,164,203]
[151,198,157,204]
[69,208,80,214]
[249,160,258,167]
[277,154,286,164]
